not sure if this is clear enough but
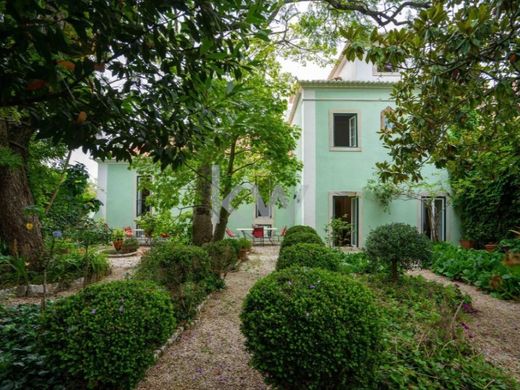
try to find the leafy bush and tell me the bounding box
[284,225,318,238]
[121,237,139,253]
[280,231,324,253]
[204,240,238,278]
[241,267,382,389]
[365,223,432,281]
[42,280,175,389]
[236,237,252,251]
[0,305,62,389]
[276,243,342,271]
[134,242,221,320]
[339,251,380,274]
[431,242,520,299]
[364,274,518,389]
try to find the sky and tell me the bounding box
[72,59,329,182]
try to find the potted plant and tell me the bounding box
[484,242,498,252]
[459,237,475,249]
[112,228,124,251]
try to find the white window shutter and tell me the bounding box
[349,115,357,147]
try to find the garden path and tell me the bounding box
[137,246,279,390]
[410,269,520,381]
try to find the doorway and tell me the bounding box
[331,194,359,247]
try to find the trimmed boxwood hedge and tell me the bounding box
[41,280,175,389]
[276,243,342,272]
[134,242,222,321]
[284,225,318,239]
[241,267,382,389]
[280,231,324,253]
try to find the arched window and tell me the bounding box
[380,107,395,131]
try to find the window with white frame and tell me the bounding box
[421,196,446,241]
[332,113,358,148]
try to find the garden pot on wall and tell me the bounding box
[459,239,475,249]
[113,239,123,252]
[484,243,498,252]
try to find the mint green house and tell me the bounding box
[96,56,461,246]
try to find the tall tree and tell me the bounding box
[133,60,301,243]
[0,0,273,262]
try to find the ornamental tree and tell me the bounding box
[365,223,432,282]
[0,0,273,263]
[132,58,301,244]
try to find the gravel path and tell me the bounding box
[137,246,278,390]
[409,269,520,381]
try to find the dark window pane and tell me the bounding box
[333,113,356,147]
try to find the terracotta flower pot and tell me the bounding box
[459,239,475,249]
[113,239,123,251]
[484,243,498,253]
[239,248,248,261]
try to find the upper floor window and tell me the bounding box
[332,113,358,148]
[373,62,400,76]
[381,107,395,131]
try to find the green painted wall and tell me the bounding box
[312,86,460,245]
[105,163,136,228]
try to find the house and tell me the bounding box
[95,55,461,246]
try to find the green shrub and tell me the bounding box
[276,243,342,271]
[280,231,324,253]
[339,251,380,274]
[134,242,221,320]
[41,280,175,389]
[284,225,318,238]
[204,240,238,278]
[221,238,241,257]
[0,305,62,389]
[241,267,382,389]
[121,237,139,253]
[82,252,111,284]
[237,237,252,251]
[365,223,432,281]
[364,274,517,389]
[431,242,520,299]
[136,242,212,288]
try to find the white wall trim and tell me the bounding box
[302,89,316,228]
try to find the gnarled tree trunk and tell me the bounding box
[192,162,213,245]
[0,119,44,267]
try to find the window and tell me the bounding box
[381,107,395,131]
[136,176,151,217]
[255,201,273,219]
[331,194,359,247]
[421,196,446,241]
[333,113,358,148]
[376,63,398,73]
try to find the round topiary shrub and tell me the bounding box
[41,280,176,389]
[280,231,324,253]
[284,225,318,238]
[276,243,342,272]
[204,240,238,278]
[241,267,382,389]
[365,223,432,281]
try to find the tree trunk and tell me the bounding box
[213,137,238,241]
[0,119,44,267]
[192,162,213,245]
